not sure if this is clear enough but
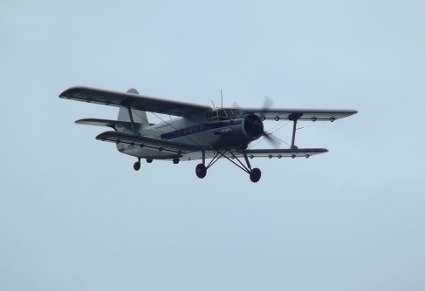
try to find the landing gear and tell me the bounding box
[249,168,261,183]
[133,159,141,171]
[173,158,180,164]
[198,150,262,183]
[146,158,153,163]
[195,164,207,179]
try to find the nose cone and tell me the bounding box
[243,114,264,139]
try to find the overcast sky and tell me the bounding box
[1,1,425,290]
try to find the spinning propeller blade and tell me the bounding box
[262,96,273,110]
[263,131,282,148]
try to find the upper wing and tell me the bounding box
[238,108,357,121]
[59,86,211,117]
[96,131,201,154]
[239,148,328,158]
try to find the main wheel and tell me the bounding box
[133,161,141,171]
[173,158,180,164]
[249,168,261,183]
[195,164,207,179]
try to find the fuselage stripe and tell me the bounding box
[160,119,242,140]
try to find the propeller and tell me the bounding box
[233,96,273,110]
[263,130,282,148]
[262,96,273,110]
[232,96,282,148]
[261,96,281,148]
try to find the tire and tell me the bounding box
[249,168,261,183]
[133,161,141,171]
[195,164,207,179]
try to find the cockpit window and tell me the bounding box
[207,109,240,120]
[207,111,219,119]
[225,109,233,117]
[232,109,242,116]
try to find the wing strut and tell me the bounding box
[127,107,137,135]
[289,113,302,149]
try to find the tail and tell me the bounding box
[116,88,150,133]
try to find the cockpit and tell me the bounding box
[206,109,242,120]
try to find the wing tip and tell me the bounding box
[59,85,102,98]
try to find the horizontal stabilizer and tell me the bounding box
[75,118,139,130]
[240,148,328,159]
[96,131,201,154]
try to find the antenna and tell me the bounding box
[211,99,216,108]
[221,89,223,108]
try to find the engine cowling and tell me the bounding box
[211,114,264,149]
[242,114,264,140]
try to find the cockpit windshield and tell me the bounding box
[217,110,226,117]
[206,109,242,120]
[225,109,234,116]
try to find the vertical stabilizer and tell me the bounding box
[116,88,150,133]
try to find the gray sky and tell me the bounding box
[1,1,425,290]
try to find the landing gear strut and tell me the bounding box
[195,149,207,179]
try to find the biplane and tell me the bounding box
[60,86,357,182]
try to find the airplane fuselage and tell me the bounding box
[117,110,263,161]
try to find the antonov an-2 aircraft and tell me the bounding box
[60,86,357,182]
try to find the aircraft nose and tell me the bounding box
[244,114,264,139]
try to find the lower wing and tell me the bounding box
[239,148,328,159]
[96,131,201,155]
